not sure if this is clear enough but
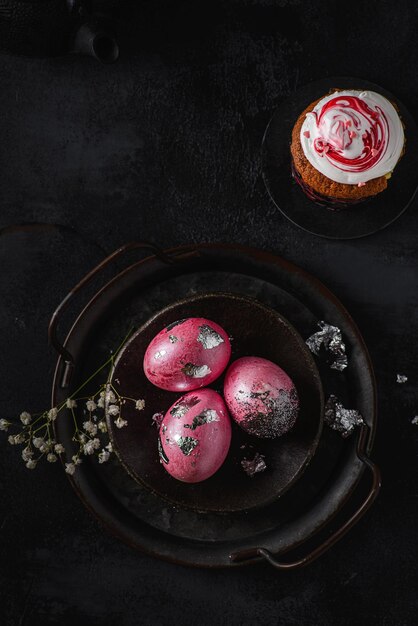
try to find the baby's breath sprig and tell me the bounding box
[0,331,146,474]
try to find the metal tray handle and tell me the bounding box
[48,242,174,386]
[230,424,381,570]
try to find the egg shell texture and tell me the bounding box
[224,356,299,438]
[143,317,231,392]
[158,389,232,483]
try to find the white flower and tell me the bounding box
[12,433,25,445]
[98,421,107,433]
[78,433,87,444]
[83,420,97,436]
[0,419,10,431]
[115,416,127,429]
[135,399,146,411]
[26,459,37,470]
[72,455,82,465]
[47,453,58,463]
[106,390,116,404]
[66,398,77,409]
[47,407,58,421]
[9,434,23,445]
[21,446,33,461]
[33,437,45,449]
[39,442,50,453]
[107,404,120,416]
[54,443,65,454]
[86,400,97,412]
[83,438,100,455]
[106,442,113,453]
[19,411,32,425]
[83,441,95,455]
[97,393,105,408]
[98,449,110,464]
[65,462,76,475]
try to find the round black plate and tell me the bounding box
[108,293,323,513]
[262,77,418,239]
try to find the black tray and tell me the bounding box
[262,77,418,239]
[51,243,380,569]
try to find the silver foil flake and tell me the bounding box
[396,374,408,384]
[154,350,166,359]
[411,416,418,426]
[241,452,267,477]
[151,413,164,428]
[306,321,348,371]
[325,395,364,438]
[184,409,219,430]
[169,335,178,343]
[158,438,169,464]
[170,395,200,418]
[197,324,224,350]
[170,404,188,419]
[181,363,211,378]
[176,435,199,456]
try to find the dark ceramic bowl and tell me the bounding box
[107,292,323,513]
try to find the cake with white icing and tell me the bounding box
[290,89,405,204]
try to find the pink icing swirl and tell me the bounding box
[311,95,387,173]
[300,90,404,185]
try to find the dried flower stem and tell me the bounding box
[1,328,146,473]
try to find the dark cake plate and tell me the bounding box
[262,76,418,239]
[52,243,380,569]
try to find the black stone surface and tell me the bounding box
[0,1,417,624]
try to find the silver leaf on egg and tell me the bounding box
[197,324,224,350]
[181,363,211,378]
[176,436,199,456]
[184,408,219,430]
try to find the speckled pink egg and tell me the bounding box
[224,356,299,438]
[143,317,231,392]
[158,389,232,483]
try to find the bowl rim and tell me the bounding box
[106,290,325,513]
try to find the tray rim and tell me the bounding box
[51,242,378,568]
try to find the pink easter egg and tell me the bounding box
[158,389,232,483]
[144,317,231,391]
[224,356,299,438]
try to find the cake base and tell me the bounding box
[291,159,371,210]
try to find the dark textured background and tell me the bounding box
[1,1,418,624]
